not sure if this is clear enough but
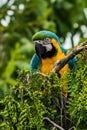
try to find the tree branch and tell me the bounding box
[43,117,65,130]
[52,40,87,73]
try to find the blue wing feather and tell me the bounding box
[30,54,41,73]
[60,44,77,70]
[68,56,77,70]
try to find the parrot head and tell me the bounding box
[32,30,67,59]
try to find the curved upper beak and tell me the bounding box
[34,41,45,58]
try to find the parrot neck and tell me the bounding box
[40,52,69,75]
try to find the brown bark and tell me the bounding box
[53,41,87,73]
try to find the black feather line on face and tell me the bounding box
[35,43,57,59]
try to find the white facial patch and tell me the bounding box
[43,44,52,52]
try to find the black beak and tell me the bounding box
[34,42,46,59]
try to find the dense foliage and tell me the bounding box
[0,0,87,96]
[0,50,87,130]
[0,0,87,129]
[68,50,87,129]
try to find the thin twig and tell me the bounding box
[33,71,47,77]
[68,126,76,130]
[43,117,65,130]
[60,92,63,127]
[65,115,73,124]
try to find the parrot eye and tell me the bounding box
[44,38,51,44]
[34,40,42,44]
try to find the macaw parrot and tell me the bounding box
[30,30,76,75]
[30,30,76,97]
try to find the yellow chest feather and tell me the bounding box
[40,54,69,75]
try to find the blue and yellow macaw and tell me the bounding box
[30,30,76,75]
